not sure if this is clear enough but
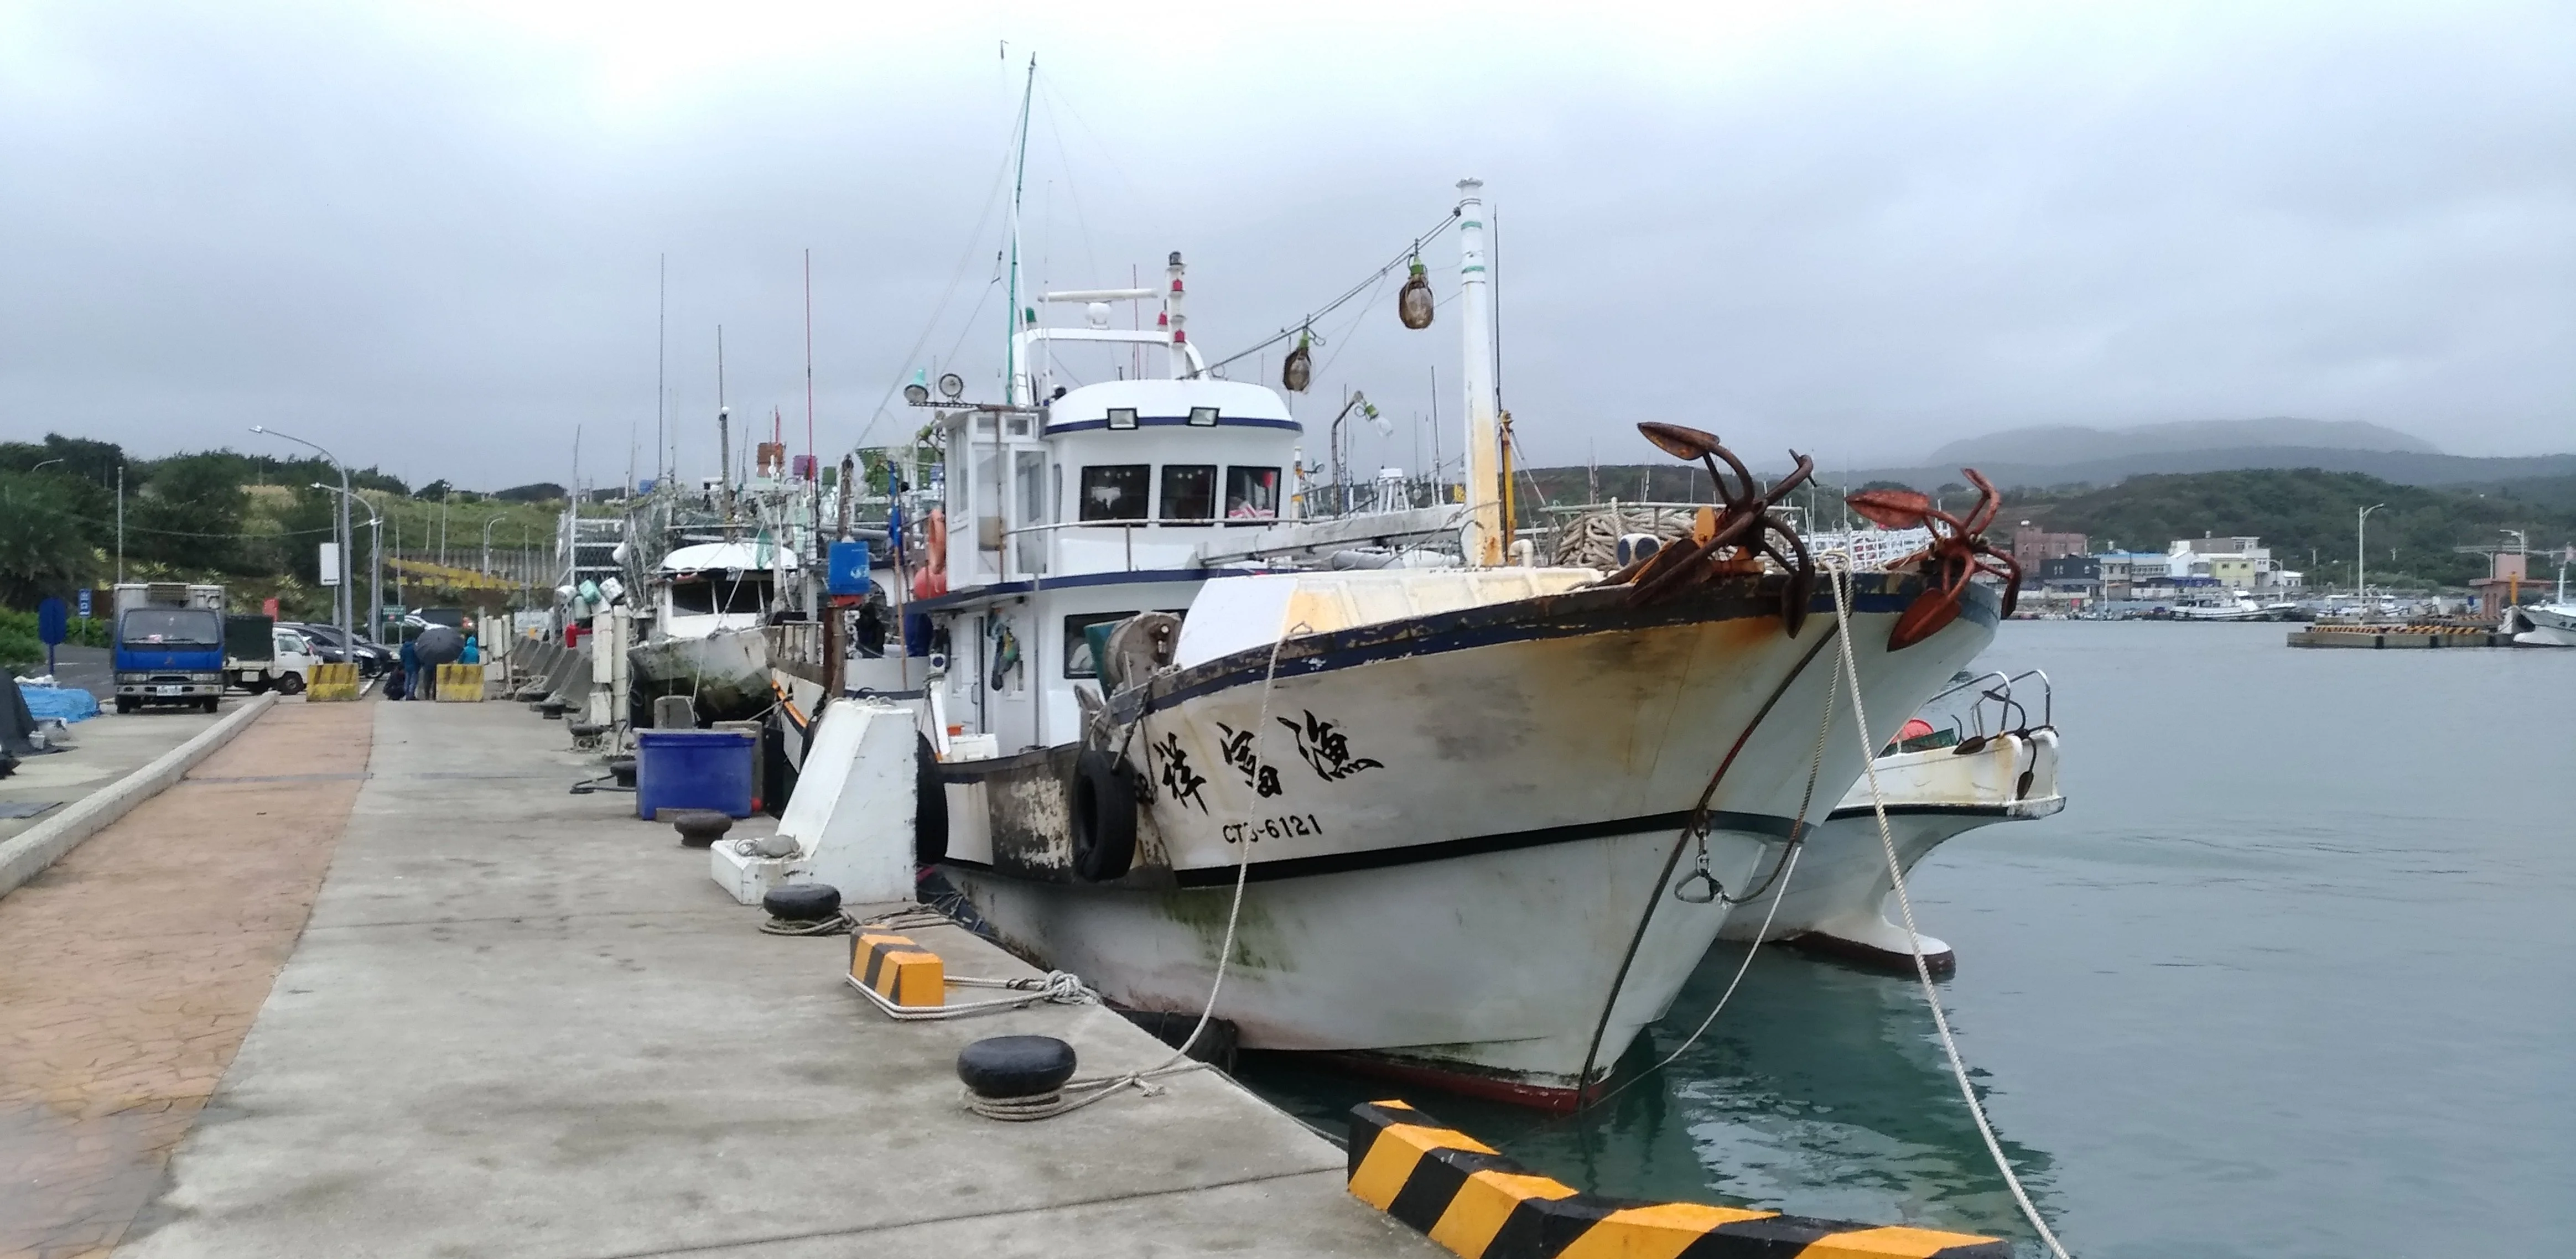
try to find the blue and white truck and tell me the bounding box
[111,582,228,714]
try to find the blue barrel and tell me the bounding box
[635,729,757,820]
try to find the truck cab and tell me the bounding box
[114,605,227,713]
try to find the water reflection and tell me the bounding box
[1237,939,2061,1249]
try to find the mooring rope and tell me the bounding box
[1567,626,1846,1116]
[1823,554,2075,1259]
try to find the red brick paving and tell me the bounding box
[0,700,373,1259]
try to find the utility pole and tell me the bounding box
[115,465,125,583]
[2357,503,2386,609]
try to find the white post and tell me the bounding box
[1164,251,1189,380]
[1455,179,1502,566]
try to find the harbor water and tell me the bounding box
[1242,620,2575,1258]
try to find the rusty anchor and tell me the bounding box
[1844,468,2023,651]
[1606,422,1819,636]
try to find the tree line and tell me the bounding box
[0,433,568,611]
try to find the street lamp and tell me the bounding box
[252,426,351,646]
[313,483,383,644]
[482,514,505,576]
[2356,503,2386,610]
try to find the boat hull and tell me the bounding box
[2509,604,2576,647]
[1721,730,2063,973]
[938,573,1997,1102]
[631,628,772,722]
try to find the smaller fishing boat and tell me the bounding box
[1721,669,2063,975]
[630,540,798,721]
[2501,565,2576,647]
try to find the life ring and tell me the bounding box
[1071,750,1138,882]
[911,508,949,599]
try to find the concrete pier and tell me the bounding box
[2287,626,2516,648]
[3,697,1436,1258]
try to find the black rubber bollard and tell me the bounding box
[762,883,840,922]
[666,808,733,847]
[957,1036,1077,1100]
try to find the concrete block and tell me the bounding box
[434,664,486,701]
[850,932,944,1008]
[307,663,361,701]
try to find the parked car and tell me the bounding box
[286,622,393,676]
[230,626,320,695]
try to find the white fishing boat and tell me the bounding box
[2168,593,2289,621]
[1721,669,2064,974]
[898,163,2014,1105]
[2501,566,2576,647]
[629,539,797,720]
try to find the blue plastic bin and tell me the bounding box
[635,728,757,820]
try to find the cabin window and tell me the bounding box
[1061,612,1132,678]
[1187,406,1219,427]
[1078,465,1150,521]
[1014,450,1048,574]
[1224,466,1281,521]
[1160,464,1216,523]
[1062,610,1187,678]
[668,574,769,616]
[1106,407,1139,430]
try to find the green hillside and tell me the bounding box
[1513,463,2573,590]
[1,432,576,620]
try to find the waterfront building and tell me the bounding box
[2167,535,2281,591]
[2012,530,2091,586]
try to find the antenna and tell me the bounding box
[804,247,816,474]
[656,254,666,485]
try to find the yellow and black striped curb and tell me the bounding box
[1347,1100,2006,1259]
[850,931,944,1008]
[306,662,361,701]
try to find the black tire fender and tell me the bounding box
[1071,750,1138,882]
[913,731,949,864]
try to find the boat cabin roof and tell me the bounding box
[657,541,800,576]
[1041,379,1300,437]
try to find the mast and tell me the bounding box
[655,254,666,487]
[1005,56,1036,405]
[803,247,816,477]
[717,326,736,540]
[1456,178,1502,566]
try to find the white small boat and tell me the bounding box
[1721,670,2064,974]
[2502,566,2576,647]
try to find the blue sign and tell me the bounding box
[76,588,92,618]
[827,540,872,596]
[37,596,66,675]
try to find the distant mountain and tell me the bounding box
[1830,446,2576,492]
[1925,418,2438,466]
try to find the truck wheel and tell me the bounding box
[202,698,221,713]
[115,697,138,715]
[275,673,305,696]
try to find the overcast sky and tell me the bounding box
[3,1,2569,490]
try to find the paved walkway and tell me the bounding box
[115,700,1434,1258]
[0,701,234,851]
[0,700,372,1259]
